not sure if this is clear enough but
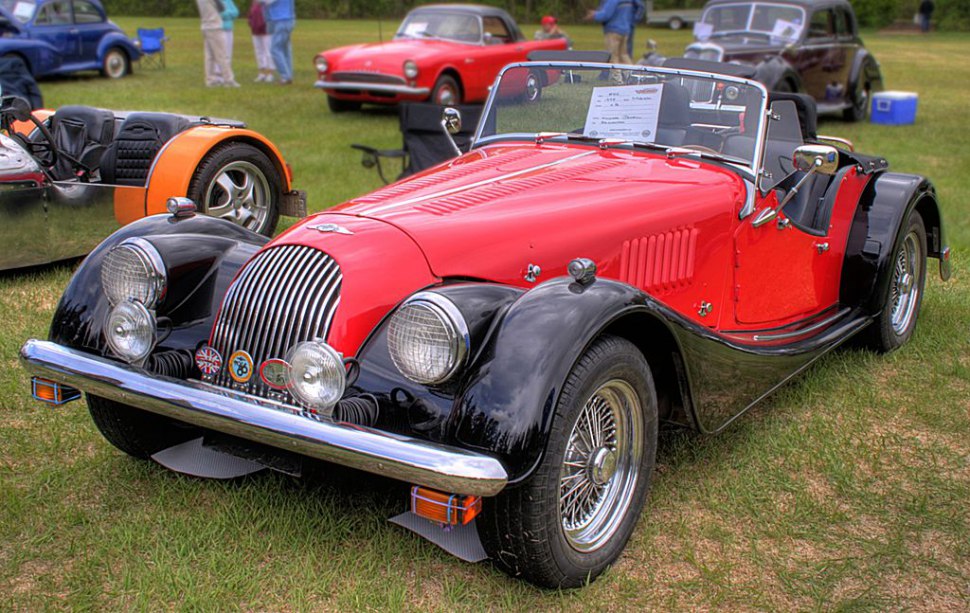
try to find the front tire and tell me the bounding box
[524,70,543,103]
[327,95,362,113]
[669,17,684,30]
[863,212,927,352]
[479,335,658,588]
[101,47,129,79]
[431,75,461,105]
[88,395,195,459]
[187,142,281,237]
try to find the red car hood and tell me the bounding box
[324,143,746,286]
[326,39,466,73]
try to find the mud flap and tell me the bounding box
[389,511,488,563]
[280,190,307,218]
[151,437,266,479]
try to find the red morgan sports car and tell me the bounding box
[22,56,951,588]
[0,97,305,270]
[313,4,568,112]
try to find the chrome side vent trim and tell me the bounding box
[209,245,342,399]
[620,227,698,293]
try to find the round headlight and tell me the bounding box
[286,341,346,414]
[315,56,329,73]
[104,300,156,363]
[101,238,166,308]
[403,60,419,79]
[386,293,468,385]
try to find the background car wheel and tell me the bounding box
[524,70,543,103]
[863,212,927,352]
[327,96,362,113]
[88,395,195,459]
[431,75,461,106]
[843,81,870,122]
[188,142,281,237]
[669,17,684,30]
[478,335,658,588]
[101,47,129,79]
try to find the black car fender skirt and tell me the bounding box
[840,172,948,315]
[49,213,267,357]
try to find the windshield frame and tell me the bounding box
[699,2,807,39]
[394,10,485,45]
[473,60,770,180]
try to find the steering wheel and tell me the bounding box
[1,96,57,169]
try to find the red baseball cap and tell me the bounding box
[541,16,557,26]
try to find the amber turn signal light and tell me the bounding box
[31,378,81,405]
[410,486,482,525]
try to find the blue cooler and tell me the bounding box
[871,91,918,125]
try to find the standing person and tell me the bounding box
[196,0,238,87]
[535,15,572,48]
[627,0,646,62]
[586,0,635,83]
[918,0,934,33]
[210,0,239,84]
[249,1,275,82]
[261,0,295,85]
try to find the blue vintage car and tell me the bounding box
[0,0,140,78]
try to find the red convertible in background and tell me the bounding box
[313,4,568,111]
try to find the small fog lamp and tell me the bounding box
[286,341,346,413]
[104,300,157,363]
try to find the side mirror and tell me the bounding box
[440,107,463,157]
[792,144,839,176]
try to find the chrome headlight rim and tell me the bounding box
[104,299,157,364]
[387,292,470,386]
[315,55,329,73]
[285,340,346,414]
[403,59,419,79]
[101,237,167,309]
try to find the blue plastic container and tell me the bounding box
[871,91,918,125]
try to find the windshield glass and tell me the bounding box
[698,3,805,42]
[395,12,481,44]
[478,64,766,167]
[1,0,37,23]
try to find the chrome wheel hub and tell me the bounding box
[889,231,922,334]
[204,161,270,232]
[526,75,539,101]
[559,379,643,552]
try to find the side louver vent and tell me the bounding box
[619,227,698,292]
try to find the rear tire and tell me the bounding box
[187,142,281,237]
[88,395,195,459]
[327,96,362,113]
[863,212,927,352]
[669,17,684,30]
[101,47,129,79]
[843,81,870,122]
[479,335,658,588]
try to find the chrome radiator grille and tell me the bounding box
[208,245,342,398]
[331,72,406,85]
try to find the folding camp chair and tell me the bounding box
[352,103,483,184]
[137,28,168,69]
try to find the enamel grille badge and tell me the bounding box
[195,346,223,377]
[259,359,291,390]
[228,350,254,383]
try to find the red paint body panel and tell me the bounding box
[317,37,567,104]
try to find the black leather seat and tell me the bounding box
[656,83,692,146]
[48,105,116,181]
[101,113,194,186]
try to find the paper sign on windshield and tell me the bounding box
[403,22,428,36]
[770,18,801,43]
[13,1,35,20]
[693,22,713,41]
[583,84,664,142]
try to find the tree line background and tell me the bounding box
[103,0,970,31]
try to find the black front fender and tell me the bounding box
[50,213,267,358]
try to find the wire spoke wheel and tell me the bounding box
[889,230,922,335]
[559,379,643,552]
[203,161,270,232]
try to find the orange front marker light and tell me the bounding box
[410,486,482,526]
[31,378,81,405]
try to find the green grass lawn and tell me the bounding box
[0,18,968,610]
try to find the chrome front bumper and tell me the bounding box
[20,339,508,496]
[313,80,431,96]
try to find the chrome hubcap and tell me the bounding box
[889,231,921,334]
[560,379,642,552]
[526,75,539,101]
[436,86,456,105]
[204,161,270,232]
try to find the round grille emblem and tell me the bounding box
[195,345,223,376]
[260,359,291,390]
[228,350,254,383]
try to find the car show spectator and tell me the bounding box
[586,0,636,82]
[535,15,572,47]
[627,0,646,63]
[261,0,295,85]
[210,0,239,83]
[196,0,238,87]
[249,1,275,82]
[918,0,934,33]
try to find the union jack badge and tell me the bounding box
[195,345,223,377]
